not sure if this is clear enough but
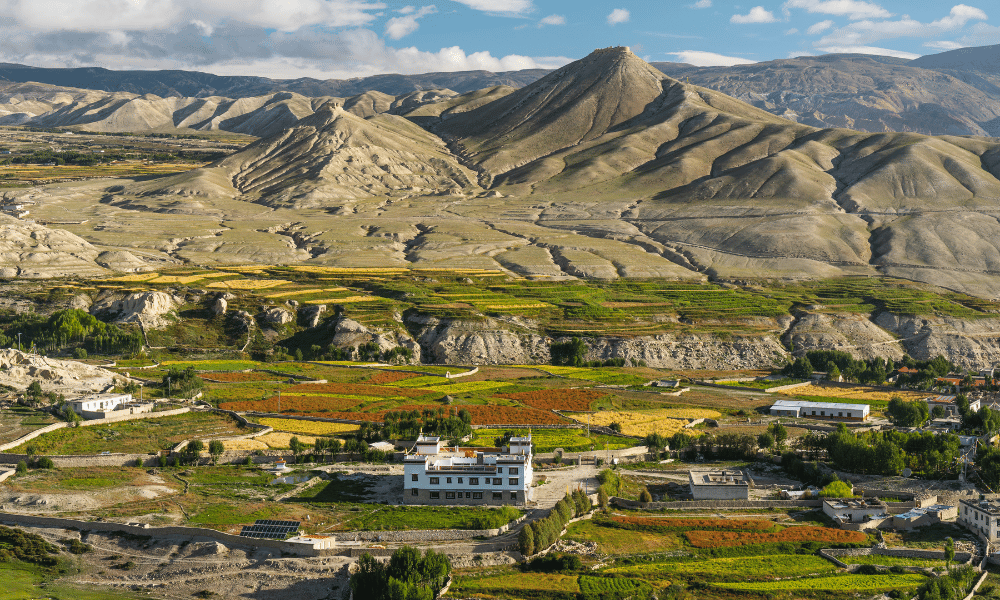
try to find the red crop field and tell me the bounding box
[610,516,773,531]
[500,388,606,412]
[461,405,568,425]
[368,371,420,385]
[200,372,285,383]
[686,526,867,548]
[286,382,431,398]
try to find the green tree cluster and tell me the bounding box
[518,490,591,556]
[163,366,204,396]
[550,337,587,366]
[886,397,929,427]
[349,546,450,600]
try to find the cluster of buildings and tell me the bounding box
[403,435,534,506]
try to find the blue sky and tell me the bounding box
[0,0,997,78]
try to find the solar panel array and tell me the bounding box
[239,519,300,540]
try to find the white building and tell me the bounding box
[959,498,1000,542]
[822,498,888,526]
[69,393,132,419]
[769,399,869,422]
[688,470,750,500]
[403,435,533,505]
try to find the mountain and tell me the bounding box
[0,62,545,98]
[649,53,1000,137]
[96,47,1000,297]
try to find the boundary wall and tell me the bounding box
[0,407,191,452]
[0,512,331,557]
[612,497,823,510]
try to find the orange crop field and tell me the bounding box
[220,395,369,413]
[686,526,867,548]
[500,388,607,412]
[611,516,773,531]
[461,405,568,425]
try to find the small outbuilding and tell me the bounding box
[688,470,751,500]
[769,399,869,422]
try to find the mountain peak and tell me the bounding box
[438,46,668,178]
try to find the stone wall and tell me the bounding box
[823,547,973,565]
[0,407,192,453]
[613,497,822,510]
[349,516,526,542]
[0,511,330,557]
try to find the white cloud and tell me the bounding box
[449,0,533,15]
[955,22,1000,47]
[668,50,757,66]
[782,0,891,20]
[785,28,799,34]
[731,7,778,24]
[924,40,964,50]
[815,44,921,59]
[807,20,835,34]
[1,0,387,33]
[815,5,988,47]
[539,14,565,26]
[690,0,712,8]
[607,8,630,25]
[385,5,436,40]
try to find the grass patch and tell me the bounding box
[467,428,635,453]
[710,573,926,592]
[564,520,684,555]
[607,554,836,582]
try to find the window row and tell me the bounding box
[423,476,519,486]
[422,491,518,501]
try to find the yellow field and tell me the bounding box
[148,273,229,284]
[264,287,348,298]
[256,432,318,448]
[222,438,268,451]
[257,418,358,435]
[104,272,159,282]
[206,279,291,290]
[304,296,377,304]
[789,385,927,403]
[482,303,551,309]
[568,408,720,437]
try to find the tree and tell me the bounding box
[944,537,954,570]
[827,364,842,381]
[184,440,204,465]
[518,525,534,556]
[209,440,224,465]
[289,436,307,462]
[886,397,928,427]
[15,460,26,474]
[757,432,775,454]
[550,337,587,367]
[768,422,788,450]
[638,487,652,503]
[597,487,609,511]
[25,381,42,406]
[819,480,854,498]
[788,356,814,379]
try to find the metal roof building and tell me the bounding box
[769,399,869,422]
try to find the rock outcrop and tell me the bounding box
[407,315,550,365]
[260,307,293,326]
[874,313,1000,368]
[327,317,420,363]
[0,349,118,393]
[784,313,905,362]
[90,291,178,330]
[300,304,326,328]
[212,297,227,316]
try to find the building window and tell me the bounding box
[493,492,502,500]
[811,411,816,415]
[509,468,519,475]
[430,492,440,499]
[430,477,439,485]
[465,492,471,498]
[446,477,452,484]
[470,478,479,485]
[510,492,517,500]
[411,488,418,496]
[446,492,455,499]
[509,478,519,486]
[820,411,825,416]
[838,412,843,417]
[497,468,503,474]
[411,474,418,481]
[458,478,463,484]
[473,492,483,499]
[493,478,502,485]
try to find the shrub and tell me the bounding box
[525,553,582,573]
[857,564,879,575]
[819,481,854,498]
[15,460,26,474]
[36,456,54,469]
[639,488,652,503]
[518,524,534,556]
[72,347,87,359]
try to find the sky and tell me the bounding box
[0,0,998,79]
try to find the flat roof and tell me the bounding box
[689,470,748,486]
[927,395,958,403]
[771,399,869,411]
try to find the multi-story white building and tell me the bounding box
[959,497,1000,542]
[403,435,533,505]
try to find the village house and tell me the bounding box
[403,435,533,506]
[926,395,980,417]
[958,497,1000,542]
[69,393,152,419]
[823,498,889,527]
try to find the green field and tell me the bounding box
[9,411,244,455]
[606,554,838,581]
[468,428,635,453]
[845,554,948,568]
[0,565,151,600]
[710,573,926,592]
